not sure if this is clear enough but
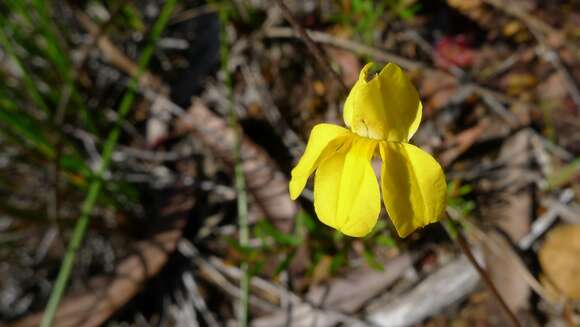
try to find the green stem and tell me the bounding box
[219,4,250,326]
[39,1,177,326]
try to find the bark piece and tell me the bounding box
[367,256,479,327]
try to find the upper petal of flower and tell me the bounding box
[343,63,423,142]
[379,142,446,238]
[314,137,380,237]
[289,123,350,200]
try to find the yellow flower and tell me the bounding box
[289,63,447,238]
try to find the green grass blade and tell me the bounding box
[30,0,72,75]
[0,18,51,114]
[0,106,54,157]
[39,1,177,326]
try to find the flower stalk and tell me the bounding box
[442,217,522,327]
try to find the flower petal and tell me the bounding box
[314,137,380,237]
[343,63,422,142]
[289,123,350,199]
[379,142,446,238]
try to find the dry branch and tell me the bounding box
[368,256,479,326]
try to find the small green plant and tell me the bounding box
[386,0,421,21]
[447,180,476,216]
[334,0,421,44]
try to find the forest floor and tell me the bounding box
[1,0,580,326]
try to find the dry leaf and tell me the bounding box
[539,224,580,300]
[500,73,538,96]
[481,130,533,319]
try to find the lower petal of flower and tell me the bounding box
[314,137,380,237]
[379,142,447,238]
[289,123,350,200]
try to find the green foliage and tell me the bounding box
[231,209,401,281]
[228,215,306,278]
[0,0,144,223]
[447,180,476,216]
[120,3,146,32]
[334,0,421,44]
[350,0,386,44]
[389,0,422,21]
[255,219,301,247]
[547,157,580,189]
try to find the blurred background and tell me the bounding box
[0,0,579,326]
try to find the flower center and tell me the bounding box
[352,119,384,140]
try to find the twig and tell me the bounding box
[265,26,423,71]
[537,43,580,112]
[518,189,574,250]
[449,208,563,312]
[442,217,522,327]
[542,196,580,224]
[266,26,530,124]
[178,240,277,313]
[241,63,305,157]
[182,271,220,327]
[273,0,348,93]
[170,3,218,25]
[39,2,178,326]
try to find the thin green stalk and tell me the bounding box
[39,1,177,326]
[219,4,250,326]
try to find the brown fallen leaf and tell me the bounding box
[480,130,533,321]
[539,224,580,300]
